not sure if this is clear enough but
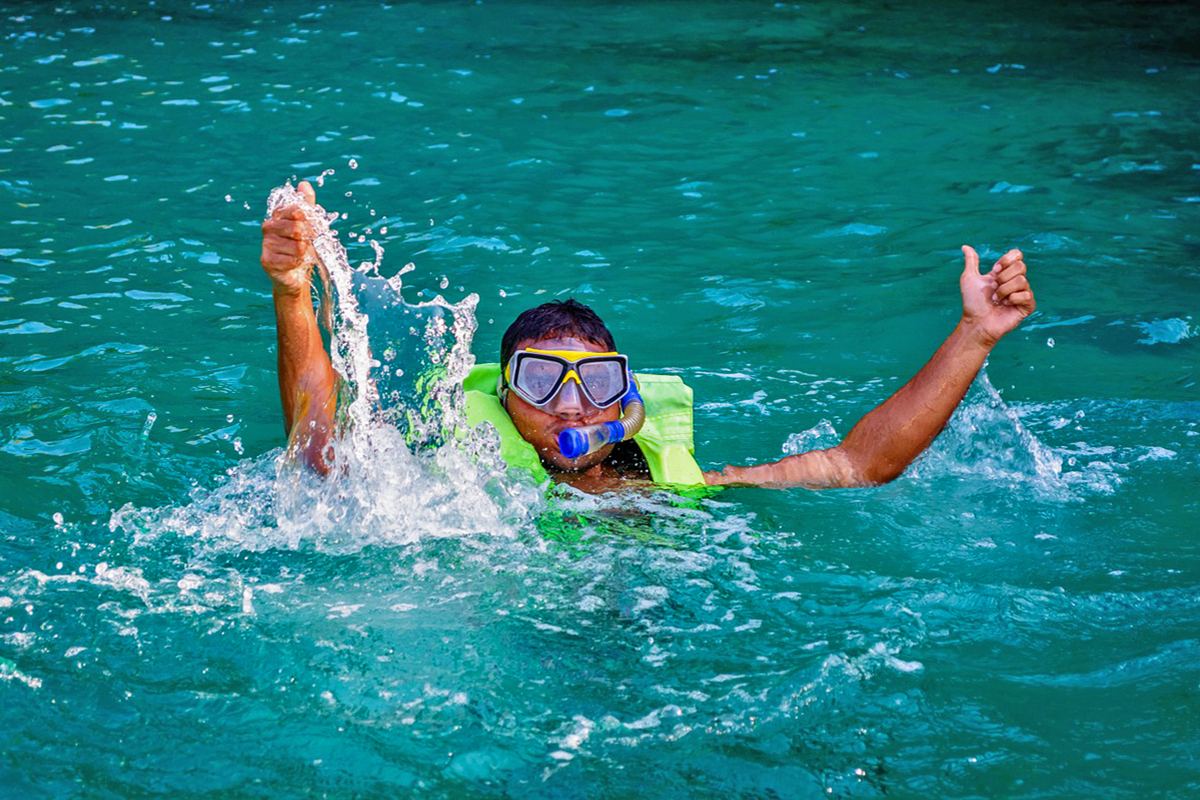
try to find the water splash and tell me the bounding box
[262,178,556,547]
[112,181,545,556]
[264,182,480,448]
[782,419,839,455]
[911,371,1123,498]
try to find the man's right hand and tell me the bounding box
[258,179,338,470]
[260,180,318,297]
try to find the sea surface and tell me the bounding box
[1,1,1197,796]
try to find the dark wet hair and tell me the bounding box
[500,299,617,371]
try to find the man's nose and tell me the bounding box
[548,378,586,419]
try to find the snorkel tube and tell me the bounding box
[557,375,645,460]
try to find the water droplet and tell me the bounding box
[233,437,244,455]
[224,194,233,202]
[348,158,358,169]
[345,191,353,197]
[379,226,388,234]
[1047,337,1055,347]
[439,275,449,289]
[499,289,507,297]
[52,512,64,526]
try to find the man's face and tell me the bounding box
[504,334,622,472]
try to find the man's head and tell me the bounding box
[500,299,616,374]
[499,300,623,472]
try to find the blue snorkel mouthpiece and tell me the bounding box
[557,377,645,460]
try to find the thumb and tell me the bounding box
[960,244,979,278]
[298,180,316,206]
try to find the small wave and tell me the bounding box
[909,371,1125,499]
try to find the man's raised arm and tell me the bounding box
[705,246,1036,489]
[260,181,337,474]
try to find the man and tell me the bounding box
[261,181,1036,491]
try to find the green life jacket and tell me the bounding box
[462,363,705,487]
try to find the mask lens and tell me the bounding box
[578,358,627,407]
[513,354,567,405]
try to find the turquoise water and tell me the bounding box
[2,0,1198,795]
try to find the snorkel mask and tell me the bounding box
[503,348,646,459]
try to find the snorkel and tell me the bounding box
[557,374,645,460]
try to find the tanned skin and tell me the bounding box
[261,181,1036,489]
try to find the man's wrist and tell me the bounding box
[957,317,1000,351]
[272,280,312,303]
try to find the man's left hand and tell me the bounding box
[960,245,1036,346]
